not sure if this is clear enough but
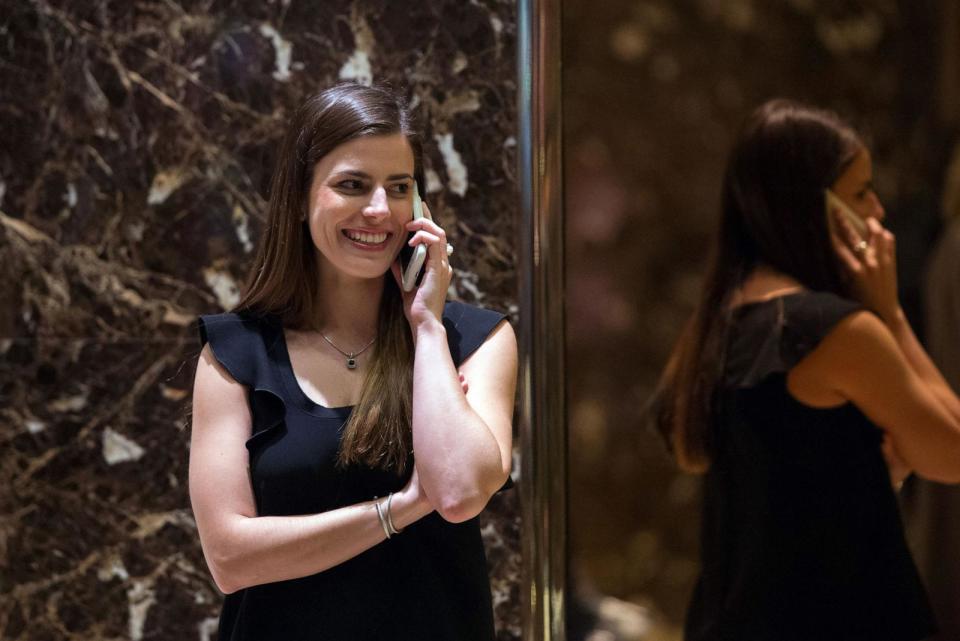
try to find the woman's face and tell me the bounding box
[306,133,416,281]
[830,147,885,223]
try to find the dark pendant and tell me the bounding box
[347,357,357,369]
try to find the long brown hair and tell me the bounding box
[655,99,863,473]
[236,83,423,474]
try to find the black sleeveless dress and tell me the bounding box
[197,301,507,641]
[685,291,936,641]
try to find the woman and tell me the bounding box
[189,83,517,640]
[655,99,960,641]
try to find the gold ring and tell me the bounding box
[854,240,868,254]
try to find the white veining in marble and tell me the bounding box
[49,390,88,412]
[434,133,468,196]
[339,12,375,86]
[198,616,219,641]
[232,204,254,253]
[425,168,443,194]
[453,267,485,303]
[259,23,293,82]
[127,579,156,641]
[203,267,241,309]
[98,555,130,582]
[102,427,146,465]
[64,183,77,208]
[147,168,187,206]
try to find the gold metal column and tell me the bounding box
[517,1,565,639]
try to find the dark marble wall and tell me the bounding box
[564,1,957,639]
[0,1,520,639]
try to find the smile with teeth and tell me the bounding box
[343,229,389,246]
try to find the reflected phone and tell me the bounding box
[400,182,428,292]
[825,189,868,240]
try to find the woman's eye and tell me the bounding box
[338,180,364,191]
[390,183,411,195]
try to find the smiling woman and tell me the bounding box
[307,134,416,279]
[188,83,518,641]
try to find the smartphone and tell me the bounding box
[825,189,868,239]
[399,182,427,292]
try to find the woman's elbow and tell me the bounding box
[435,469,510,523]
[912,450,960,484]
[436,493,488,523]
[917,467,960,485]
[201,531,257,594]
[212,571,242,595]
[205,546,247,594]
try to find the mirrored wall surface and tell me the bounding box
[563,1,960,639]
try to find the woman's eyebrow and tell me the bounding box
[333,170,413,181]
[336,170,370,179]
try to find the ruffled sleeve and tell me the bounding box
[779,291,864,370]
[727,291,864,389]
[441,301,513,492]
[197,313,263,387]
[197,313,287,448]
[442,301,508,367]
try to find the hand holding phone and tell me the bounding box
[400,182,428,292]
[826,188,900,320]
[826,189,869,239]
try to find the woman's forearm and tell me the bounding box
[201,490,431,594]
[410,319,506,522]
[884,307,960,423]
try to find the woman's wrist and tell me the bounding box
[413,316,446,341]
[877,304,906,330]
[390,486,432,529]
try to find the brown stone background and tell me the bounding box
[564,1,960,639]
[0,1,520,639]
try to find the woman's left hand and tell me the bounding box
[882,433,911,490]
[390,201,454,329]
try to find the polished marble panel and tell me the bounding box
[0,1,520,638]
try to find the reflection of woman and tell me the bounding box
[655,99,960,641]
[189,84,517,640]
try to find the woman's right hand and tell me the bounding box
[831,213,901,323]
[389,202,454,335]
[397,463,430,511]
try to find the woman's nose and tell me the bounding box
[363,187,390,220]
[869,193,886,222]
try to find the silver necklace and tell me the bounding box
[320,333,376,369]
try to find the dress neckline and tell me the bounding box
[730,290,807,315]
[274,324,355,419]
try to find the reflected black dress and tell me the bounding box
[197,301,506,641]
[685,291,936,641]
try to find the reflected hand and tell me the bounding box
[830,213,900,323]
[881,433,911,489]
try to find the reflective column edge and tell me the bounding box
[517,1,565,640]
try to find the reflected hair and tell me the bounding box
[235,83,423,474]
[655,99,863,473]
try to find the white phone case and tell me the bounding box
[402,183,428,292]
[825,189,868,239]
